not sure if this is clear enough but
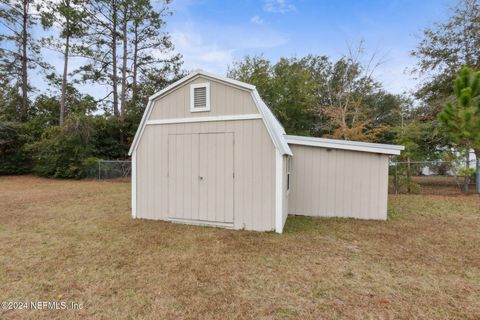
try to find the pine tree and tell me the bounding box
[39,0,87,124]
[412,0,480,111]
[78,0,181,118]
[126,0,181,111]
[0,0,43,120]
[439,66,480,192]
[76,0,121,116]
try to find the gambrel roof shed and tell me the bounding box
[129,70,292,157]
[129,70,403,233]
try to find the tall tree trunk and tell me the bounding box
[120,3,128,119]
[111,0,119,117]
[60,11,70,125]
[20,0,28,120]
[131,21,138,106]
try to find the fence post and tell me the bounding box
[98,160,101,180]
[476,158,480,193]
[395,162,399,194]
[407,157,411,193]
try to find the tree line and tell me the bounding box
[0,0,479,185]
[227,0,480,192]
[228,45,406,143]
[0,0,183,177]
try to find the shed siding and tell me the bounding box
[149,76,258,120]
[136,119,276,231]
[288,145,389,220]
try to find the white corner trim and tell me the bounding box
[146,114,262,125]
[250,90,293,156]
[131,150,137,219]
[190,82,210,112]
[275,150,284,233]
[285,135,405,155]
[128,99,153,155]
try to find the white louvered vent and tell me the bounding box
[190,82,210,112]
[194,87,207,108]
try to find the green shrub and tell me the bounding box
[0,121,32,174]
[457,166,475,177]
[82,157,100,178]
[91,116,129,159]
[28,114,95,179]
[398,177,421,194]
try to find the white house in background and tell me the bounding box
[420,149,477,176]
[128,70,404,233]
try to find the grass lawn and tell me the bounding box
[1,176,479,319]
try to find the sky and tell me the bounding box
[164,0,456,95]
[5,0,457,98]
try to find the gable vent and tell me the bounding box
[194,87,207,109]
[190,82,210,112]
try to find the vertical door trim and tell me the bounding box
[275,150,284,233]
[131,150,137,219]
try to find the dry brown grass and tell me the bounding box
[390,175,478,196]
[411,175,477,195]
[0,175,479,319]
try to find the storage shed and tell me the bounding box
[285,135,404,220]
[128,70,404,233]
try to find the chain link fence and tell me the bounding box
[389,159,478,195]
[87,159,478,194]
[84,160,132,180]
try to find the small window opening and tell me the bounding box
[286,156,291,191]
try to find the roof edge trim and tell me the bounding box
[285,135,404,155]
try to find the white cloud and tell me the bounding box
[376,55,420,95]
[170,22,288,74]
[171,30,234,73]
[250,15,264,25]
[263,0,296,13]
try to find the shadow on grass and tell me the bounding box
[283,215,368,235]
[283,216,321,234]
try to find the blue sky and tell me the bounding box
[4,0,456,98]
[165,0,456,94]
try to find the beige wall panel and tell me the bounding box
[196,132,234,223]
[168,133,201,221]
[148,76,259,120]
[288,145,390,220]
[135,119,276,231]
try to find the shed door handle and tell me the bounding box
[199,176,204,180]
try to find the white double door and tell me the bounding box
[168,132,234,224]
